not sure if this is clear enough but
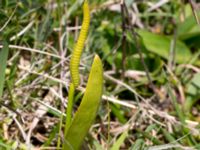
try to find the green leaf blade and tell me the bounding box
[110,130,128,150]
[63,55,103,150]
[138,30,192,63]
[0,42,9,97]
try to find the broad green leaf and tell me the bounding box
[125,54,163,73]
[177,15,198,37]
[138,30,192,63]
[177,14,200,48]
[63,55,103,150]
[0,42,9,97]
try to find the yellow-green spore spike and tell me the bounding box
[70,0,90,87]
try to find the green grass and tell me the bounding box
[0,42,9,98]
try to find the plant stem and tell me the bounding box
[64,83,75,137]
[56,114,63,149]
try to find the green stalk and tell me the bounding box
[64,83,75,136]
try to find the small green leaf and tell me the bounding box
[138,30,192,63]
[110,104,127,123]
[0,42,9,97]
[110,130,128,150]
[63,55,103,150]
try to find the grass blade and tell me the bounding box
[0,42,9,97]
[110,130,128,150]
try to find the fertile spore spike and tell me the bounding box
[70,0,90,87]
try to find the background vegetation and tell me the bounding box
[0,0,200,149]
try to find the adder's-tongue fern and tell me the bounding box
[63,1,103,149]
